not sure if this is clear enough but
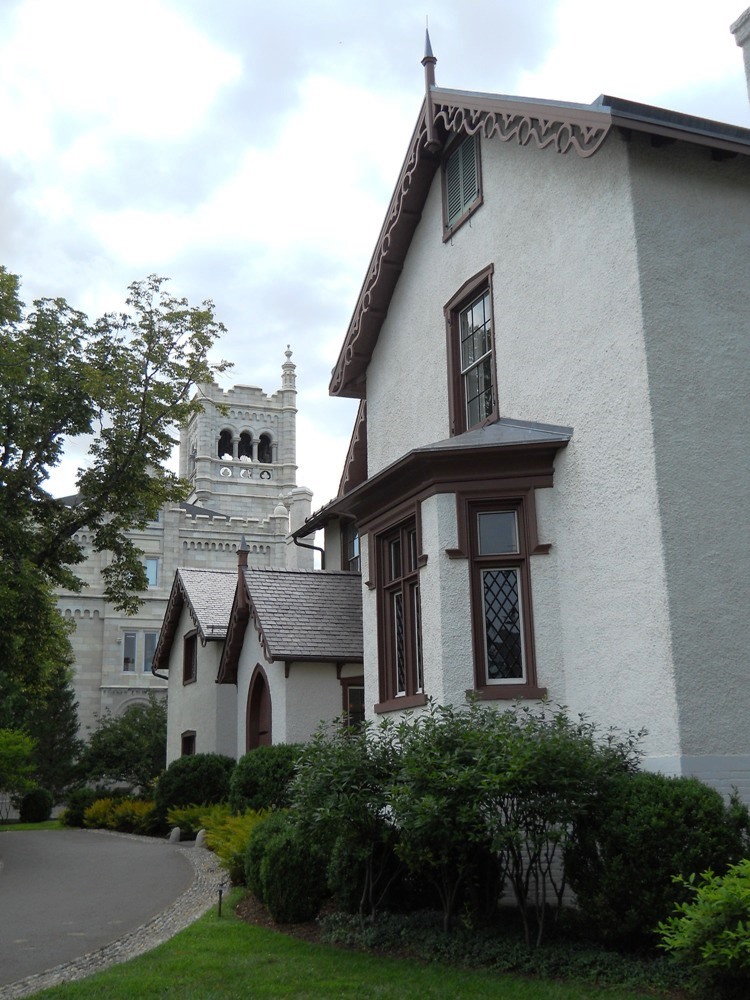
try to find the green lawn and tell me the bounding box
[27,893,670,1000]
[0,820,63,832]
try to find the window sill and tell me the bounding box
[182,677,197,686]
[374,693,428,714]
[469,684,548,701]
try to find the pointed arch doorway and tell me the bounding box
[246,664,272,750]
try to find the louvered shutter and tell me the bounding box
[445,136,478,226]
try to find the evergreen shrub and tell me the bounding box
[18,787,53,823]
[200,805,267,884]
[565,772,750,946]
[258,816,328,922]
[244,810,293,902]
[228,744,302,813]
[154,753,235,821]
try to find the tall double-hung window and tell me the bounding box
[378,518,424,707]
[445,265,497,435]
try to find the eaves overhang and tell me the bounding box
[329,85,750,401]
[152,569,231,674]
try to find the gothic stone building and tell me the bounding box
[57,350,312,736]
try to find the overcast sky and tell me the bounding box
[1,0,748,513]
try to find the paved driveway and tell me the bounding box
[0,829,194,988]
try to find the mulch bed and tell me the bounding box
[234,892,328,946]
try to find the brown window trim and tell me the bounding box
[180,730,196,756]
[183,631,198,686]
[373,511,426,712]
[444,264,498,437]
[461,494,547,701]
[340,676,366,727]
[442,133,483,241]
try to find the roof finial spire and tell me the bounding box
[422,19,439,153]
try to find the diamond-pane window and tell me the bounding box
[481,568,524,681]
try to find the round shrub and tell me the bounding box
[154,753,235,820]
[244,810,328,921]
[229,744,303,813]
[565,772,750,946]
[258,816,328,923]
[244,810,292,902]
[19,787,53,823]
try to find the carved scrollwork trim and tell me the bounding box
[330,113,431,395]
[433,101,611,158]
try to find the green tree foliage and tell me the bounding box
[658,860,750,997]
[0,267,230,697]
[0,728,36,819]
[23,659,83,799]
[81,695,167,790]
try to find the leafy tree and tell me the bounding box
[0,267,230,696]
[81,695,167,790]
[0,728,36,820]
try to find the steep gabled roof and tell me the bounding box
[330,86,750,400]
[217,567,363,683]
[152,568,237,672]
[242,567,363,663]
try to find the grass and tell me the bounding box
[26,891,673,1000]
[0,819,63,832]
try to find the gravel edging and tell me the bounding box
[0,834,226,1000]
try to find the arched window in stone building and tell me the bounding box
[218,429,233,459]
[238,431,253,460]
[258,432,272,464]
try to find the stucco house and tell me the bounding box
[154,548,363,763]
[293,29,750,800]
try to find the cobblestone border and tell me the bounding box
[0,834,226,999]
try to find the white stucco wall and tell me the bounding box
[362,130,681,763]
[235,625,362,751]
[165,607,236,764]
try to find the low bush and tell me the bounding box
[244,810,290,902]
[319,910,690,994]
[201,806,268,884]
[61,787,104,827]
[111,798,158,835]
[658,858,750,998]
[83,797,119,829]
[167,804,206,839]
[154,753,235,822]
[565,772,750,946]
[229,744,302,813]
[18,787,53,823]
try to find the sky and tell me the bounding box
[1,0,748,514]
